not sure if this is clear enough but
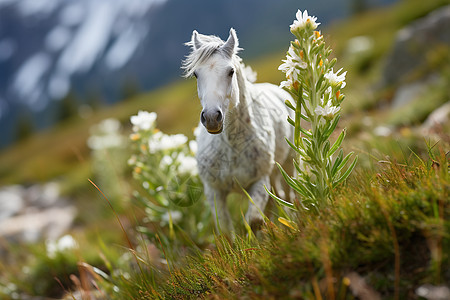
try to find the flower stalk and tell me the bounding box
[274,10,358,211]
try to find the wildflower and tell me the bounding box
[130,133,140,141]
[161,211,182,224]
[324,68,347,88]
[148,132,188,153]
[130,110,157,132]
[290,10,320,33]
[128,155,137,166]
[177,152,198,176]
[189,140,198,155]
[193,126,201,138]
[46,235,77,258]
[160,155,174,168]
[279,46,307,81]
[315,103,340,119]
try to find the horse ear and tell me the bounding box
[221,28,239,58]
[192,30,202,50]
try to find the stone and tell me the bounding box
[381,5,450,88]
[0,185,25,221]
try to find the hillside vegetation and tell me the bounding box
[0,0,449,299]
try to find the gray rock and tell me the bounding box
[382,5,450,88]
[422,101,450,130]
[0,185,25,221]
[416,284,450,300]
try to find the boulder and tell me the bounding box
[381,5,450,88]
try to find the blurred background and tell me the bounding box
[0,0,448,298]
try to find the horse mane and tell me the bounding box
[182,33,242,78]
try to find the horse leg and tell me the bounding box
[245,176,270,231]
[204,185,234,233]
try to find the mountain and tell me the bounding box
[0,0,396,148]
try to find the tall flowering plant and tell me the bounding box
[128,111,210,242]
[272,10,357,210]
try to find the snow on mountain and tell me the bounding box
[0,0,167,146]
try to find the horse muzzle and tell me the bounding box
[201,109,223,134]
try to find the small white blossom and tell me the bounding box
[324,68,347,88]
[148,132,188,153]
[314,103,340,119]
[46,235,78,258]
[243,65,257,83]
[189,140,198,155]
[177,152,198,176]
[161,211,182,224]
[193,126,201,138]
[130,111,157,132]
[160,155,174,168]
[280,78,294,89]
[279,46,306,81]
[87,119,124,150]
[290,10,320,32]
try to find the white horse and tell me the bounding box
[183,28,293,232]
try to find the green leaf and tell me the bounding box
[324,115,341,138]
[287,116,295,127]
[331,149,344,176]
[285,99,295,111]
[315,73,325,92]
[285,137,302,154]
[327,128,346,157]
[336,151,355,174]
[333,155,358,187]
[265,185,296,210]
[276,163,312,198]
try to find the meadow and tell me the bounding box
[0,0,448,299]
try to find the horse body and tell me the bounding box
[183,29,292,231]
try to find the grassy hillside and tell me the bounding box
[0,0,449,298]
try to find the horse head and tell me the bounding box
[187,28,240,134]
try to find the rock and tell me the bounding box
[381,5,450,88]
[422,101,450,133]
[0,185,25,221]
[0,206,77,243]
[0,182,77,244]
[416,284,450,300]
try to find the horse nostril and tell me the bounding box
[201,111,206,125]
[216,110,223,122]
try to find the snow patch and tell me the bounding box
[13,52,51,100]
[45,26,71,52]
[105,24,147,70]
[0,38,16,61]
[57,2,115,75]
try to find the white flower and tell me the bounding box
[279,46,306,80]
[314,103,340,119]
[193,126,201,138]
[243,65,257,83]
[46,235,78,258]
[161,211,182,224]
[280,78,293,89]
[130,111,157,132]
[87,120,124,150]
[324,68,347,88]
[189,140,198,155]
[290,10,320,32]
[177,152,198,176]
[148,132,188,153]
[160,155,174,168]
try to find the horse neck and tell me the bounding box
[223,59,255,140]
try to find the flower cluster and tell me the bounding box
[128,111,210,242]
[273,10,357,210]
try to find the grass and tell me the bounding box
[1,0,449,298]
[99,148,448,299]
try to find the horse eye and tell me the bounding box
[228,69,235,77]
